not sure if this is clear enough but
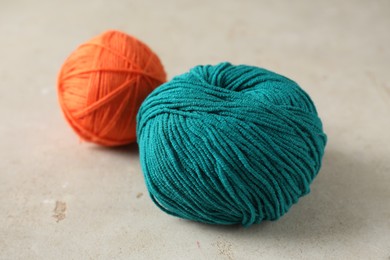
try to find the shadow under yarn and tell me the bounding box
[184,147,385,242]
[91,142,139,158]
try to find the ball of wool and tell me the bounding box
[58,30,166,146]
[137,62,327,227]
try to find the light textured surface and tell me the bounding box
[1,0,389,259]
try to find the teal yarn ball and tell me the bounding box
[137,62,327,227]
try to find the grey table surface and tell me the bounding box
[1,0,389,259]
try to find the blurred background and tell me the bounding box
[1,0,389,259]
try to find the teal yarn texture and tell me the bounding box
[137,62,327,227]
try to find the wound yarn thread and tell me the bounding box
[58,30,166,146]
[137,62,327,227]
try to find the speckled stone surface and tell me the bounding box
[1,1,389,259]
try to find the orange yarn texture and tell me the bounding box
[58,30,166,146]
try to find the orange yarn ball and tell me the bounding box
[58,30,166,146]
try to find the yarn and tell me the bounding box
[58,30,166,146]
[137,62,327,227]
